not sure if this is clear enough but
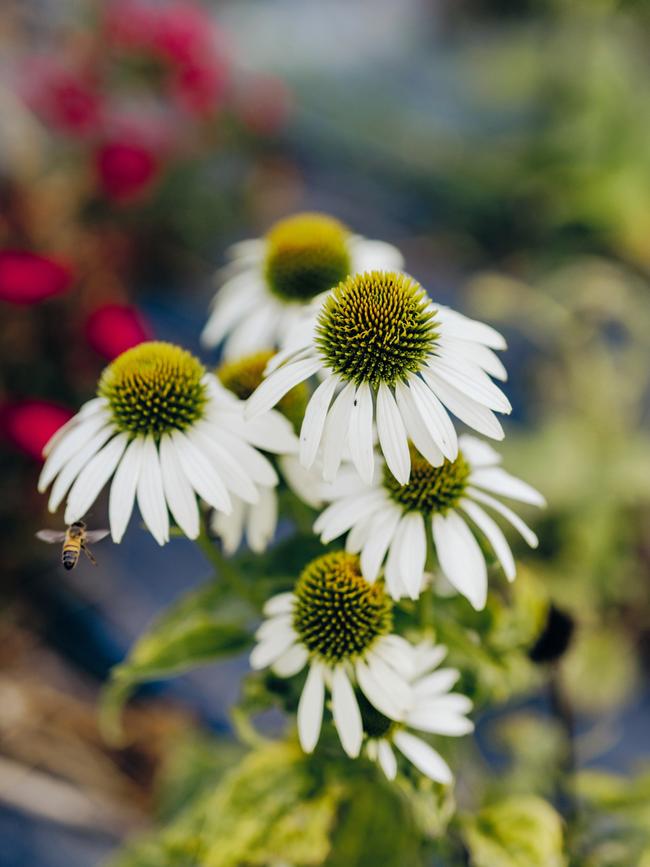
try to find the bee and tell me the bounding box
[36,521,110,570]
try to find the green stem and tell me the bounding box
[195,518,242,594]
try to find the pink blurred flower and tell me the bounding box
[0,400,74,461]
[95,140,160,203]
[85,303,152,359]
[154,1,216,65]
[21,58,104,138]
[170,56,227,117]
[104,0,158,52]
[235,74,293,135]
[0,251,74,305]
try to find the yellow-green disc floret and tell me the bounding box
[292,551,392,664]
[384,444,470,514]
[99,341,207,437]
[264,213,352,302]
[315,271,438,387]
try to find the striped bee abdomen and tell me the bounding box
[62,540,81,570]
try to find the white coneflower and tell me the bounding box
[210,351,320,554]
[38,342,295,546]
[314,436,544,610]
[364,640,473,783]
[201,212,403,359]
[246,271,511,487]
[251,551,415,759]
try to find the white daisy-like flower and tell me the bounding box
[210,350,321,554]
[250,550,415,759]
[245,270,511,487]
[37,342,296,546]
[364,640,473,783]
[201,212,403,359]
[314,436,545,610]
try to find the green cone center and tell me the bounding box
[384,444,470,514]
[315,271,438,387]
[293,551,392,664]
[99,341,207,437]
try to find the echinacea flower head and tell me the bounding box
[251,551,416,758]
[201,212,403,358]
[38,341,295,546]
[365,641,473,784]
[211,350,304,554]
[314,436,545,609]
[247,271,511,487]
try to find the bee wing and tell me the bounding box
[84,529,110,543]
[36,530,67,543]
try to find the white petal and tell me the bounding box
[42,397,105,457]
[376,383,410,484]
[64,432,129,524]
[136,435,169,546]
[345,514,375,554]
[438,336,507,381]
[255,615,293,642]
[436,306,506,350]
[412,642,448,677]
[432,511,487,610]
[272,643,308,677]
[314,490,386,544]
[224,410,298,455]
[279,454,323,509]
[347,383,375,484]
[246,357,322,419]
[299,374,339,469]
[331,667,363,758]
[250,627,297,670]
[246,486,278,553]
[412,669,460,699]
[384,517,410,600]
[377,740,398,780]
[192,426,259,505]
[407,373,458,461]
[394,380,444,467]
[211,428,278,487]
[47,425,114,512]
[466,486,538,548]
[470,467,546,507]
[322,382,356,482]
[159,434,200,539]
[421,369,504,441]
[109,437,144,543]
[397,512,427,600]
[365,653,412,711]
[38,410,112,492]
[360,506,402,584]
[373,635,416,680]
[297,663,325,753]
[458,435,501,468]
[349,237,404,272]
[393,731,453,783]
[263,592,295,616]
[355,660,404,721]
[200,274,260,347]
[170,430,231,514]
[211,496,245,554]
[461,499,515,581]
[427,355,511,414]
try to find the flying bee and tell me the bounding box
[36,521,110,570]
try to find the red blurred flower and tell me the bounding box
[154,1,216,65]
[0,251,74,305]
[95,140,160,203]
[235,74,293,136]
[21,58,104,138]
[0,400,74,461]
[85,303,152,359]
[104,0,158,52]
[170,56,227,116]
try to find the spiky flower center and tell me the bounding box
[292,551,392,664]
[384,444,470,514]
[315,271,438,387]
[99,341,207,437]
[264,213,351,303]
[217,350,308,433]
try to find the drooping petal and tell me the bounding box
[461,498,515,581]
[397,511,427,600]
[376,739,398,780]
[64,432,129,524]
[170,430,231,514]
[272,643,309,677]
[297,663,325,753]
[109,437,144,543]
[246,486,278,553]
[376,383,410,484]
[469,467,546,507]
[246,356,322,419]
[159,433,200,539]
[427,355,511,414]
[322,382,356,482]
[393,731,453,783]
[407,373,458,461]
[348,382,375,484]
[263,592,295,617]
[432,511,487,610]
[394,380,444,467]
[48,425,114,512]
[136,435,169,546]
[331,667,363,758]
[360,505,402,584]
[38,409,112,492]
[421,369,504,441]
[466,486,538,548]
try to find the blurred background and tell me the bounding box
[1,1,649,865]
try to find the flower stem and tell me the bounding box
[195,517,241,593]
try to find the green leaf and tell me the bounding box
[100,584,252,744]
[460,796,566,867]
